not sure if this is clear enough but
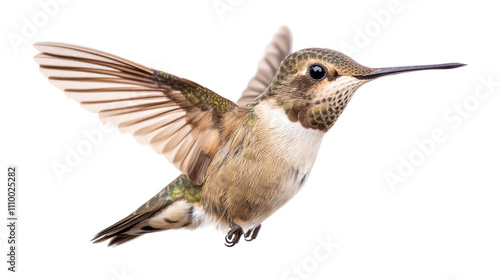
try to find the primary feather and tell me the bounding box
[34,42,237,184]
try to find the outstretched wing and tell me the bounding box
[34,42,237,184]
[237,26,292,106]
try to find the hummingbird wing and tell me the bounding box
[237,26,292,106]
[34,42,237,184]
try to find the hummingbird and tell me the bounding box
[34,26,465,247]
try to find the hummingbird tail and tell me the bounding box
[91,174,205,246]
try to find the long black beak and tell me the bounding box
[356,63,466,80]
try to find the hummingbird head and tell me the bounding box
[261,48,464,132]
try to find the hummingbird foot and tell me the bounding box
[224,223,244,247]
[244,224,262,242]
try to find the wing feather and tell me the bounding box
[237,26,292,106]
[34,42,237,184]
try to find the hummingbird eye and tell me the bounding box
[308,64,327,81]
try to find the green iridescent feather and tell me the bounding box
[131,174,203,217]
[154,71,235,118]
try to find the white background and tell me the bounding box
[1,0,500,279]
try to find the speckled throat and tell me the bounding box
[282,77,365,131]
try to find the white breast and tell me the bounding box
[249,100,325,226]
[255,100,325,171]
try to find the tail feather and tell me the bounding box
[92,174,204,246]
[91,211,165,245]
[107,234,141,247]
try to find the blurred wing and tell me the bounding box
[34,42,237,184]
[237,26,292,106]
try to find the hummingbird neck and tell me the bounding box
[255,82,358,132]
[253,99,325,165]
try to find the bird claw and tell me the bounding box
[224,224,244,247]
[244,224,261,242]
